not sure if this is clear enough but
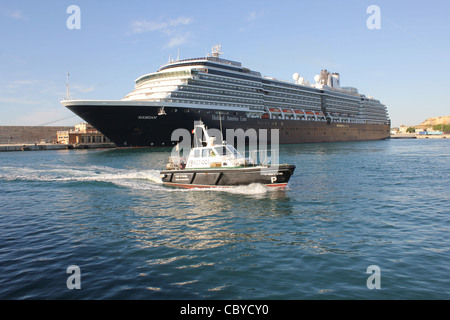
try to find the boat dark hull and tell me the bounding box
[160,164,296,189]
[65,103,390,147]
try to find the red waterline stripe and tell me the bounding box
[163,183,288,189]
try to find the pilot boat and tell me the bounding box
[160,122,296,189]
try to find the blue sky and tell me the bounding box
[0,0,449,127]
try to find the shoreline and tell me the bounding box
[0,143,116,152]
[1,135,449,152]
[390,133,449,139]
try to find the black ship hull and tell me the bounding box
[65,103,390,147]
[161,164,296,189]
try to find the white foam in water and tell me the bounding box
[190,183,271,195]
[1,164,281,195]
[0,164,166,190]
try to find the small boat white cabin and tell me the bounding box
[185,143,248,169]
[167,122,254,170]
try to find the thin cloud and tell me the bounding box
[15,108,69,126]
[247,10,265,22]
[240,10,265,31]
[131,17,192,35]
[6,79,40,89]
[0,97,44,105]
[4,79,66,97]
[7,9,26,20]
[130,16,193,48]
[71,84,95,93]
[165,33,191,48]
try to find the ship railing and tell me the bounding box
[162,56,242,68]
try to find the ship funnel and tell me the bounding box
[332,73,340,88]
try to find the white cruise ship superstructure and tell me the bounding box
[62,45,390,147]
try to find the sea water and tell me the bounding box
[0,139,448,299]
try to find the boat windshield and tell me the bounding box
[202,148,216,157]
[214,146,241,158]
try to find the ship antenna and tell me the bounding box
[219,111,223,137]
[66,72,70,100]
[211,44,223,58]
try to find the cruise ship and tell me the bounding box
[61,45,390,147]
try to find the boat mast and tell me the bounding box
[66,72,70,100]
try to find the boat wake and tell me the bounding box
[189,183,272,195]
[0,164,164,189]
[1,165,283,195]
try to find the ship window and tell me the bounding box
[194,150,200,157]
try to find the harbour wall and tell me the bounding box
[0,126,116,151]
[390,133,450,139]
[0,126,72,144]
[0,143,116,152]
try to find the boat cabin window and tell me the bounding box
[202,148,216,157]
[194,149,200,157]
[215,146,227,156]
[226,146,241,157]
[215,146,240,158]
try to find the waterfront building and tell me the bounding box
[57,122,111,145]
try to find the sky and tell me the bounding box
[0,0,449,128]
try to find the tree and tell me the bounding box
[433,124,450,133]
[406,127,415,133]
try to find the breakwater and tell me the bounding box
[390,133,449,139]
[0,143,116,152]
[0,126,71,144]
[0,125,116,151]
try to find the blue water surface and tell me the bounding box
[0,139,449,299]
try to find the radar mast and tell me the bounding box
[211,44,223,58]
